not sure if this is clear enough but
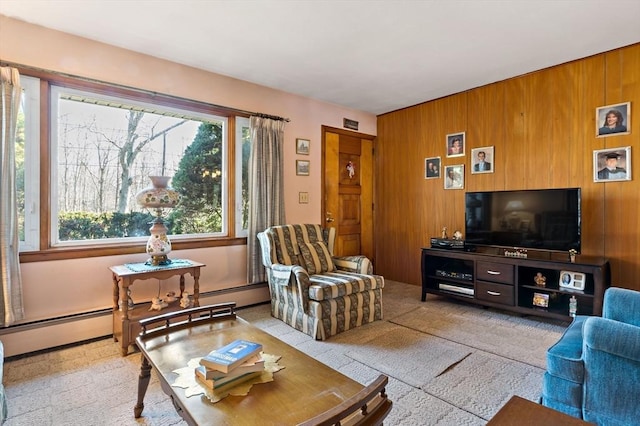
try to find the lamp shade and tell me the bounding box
[135,176,181,208]
[136,176,181,266]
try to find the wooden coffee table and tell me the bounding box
[134,304,385,425]
[488,395,591,425]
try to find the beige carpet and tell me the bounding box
[3,280,569,426]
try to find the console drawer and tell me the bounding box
[476,281,514,305]
[477,261,514,284]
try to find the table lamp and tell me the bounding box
[135,176,181,266]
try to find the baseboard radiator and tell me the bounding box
[0,283,270,358]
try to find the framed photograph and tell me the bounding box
[296,160,310,176]
[425,156,441,179]
[296,138,310,155]
[446,132,465,157]
[532,292,549,308]
[471,146,494,174]
[596,102,630,137]
[444,164,464,189]
[593,146,631,182]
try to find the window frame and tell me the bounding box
[17,69,248,263]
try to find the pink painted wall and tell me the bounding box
[0,16,376,324]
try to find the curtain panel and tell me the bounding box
[247,116,286,284]
[0,66,25,326]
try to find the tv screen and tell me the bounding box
[465,188,581,253]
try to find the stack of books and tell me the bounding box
[195,339,264,391]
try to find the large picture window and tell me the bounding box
[50,86,228,246]
[17,72,249,257]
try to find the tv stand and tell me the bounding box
[421,248,610,320]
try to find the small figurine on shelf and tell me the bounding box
[441,226,448,239]
[453,230,463,240]
[149,297,168,311]
[534,272,547,288]
[165,291,177,303]
[180,291,192,308]
[569,249,577,263]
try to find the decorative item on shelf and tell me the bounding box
[180,291,192,308]
[569,249,577,263]
[504,248,528,258]
[533,292,549,308]
[441,226,448,239]
[534,272,547,288]
[136,176,181,266]
[119,288,135,311]
[149,297,168,311]
[165,291,177,303]
[453,230,463,240]
[569,295,578,317]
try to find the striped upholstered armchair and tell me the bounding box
[257,224,384,340]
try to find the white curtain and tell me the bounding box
[246,116,286,284]
[0,66,25,327]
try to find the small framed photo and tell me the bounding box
[296,160,310,176]
[532,292,549,308]
[471,146,494,174]
[444,164,464,189]
[425,156,441,179]
[593,146,631,182]
[596,102,630,137]
[446,132,465,157]
[296,138,310,155]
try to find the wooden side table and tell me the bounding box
[109,259,205,356]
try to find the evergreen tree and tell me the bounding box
[172,122,223,233]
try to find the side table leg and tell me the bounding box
[134,354,152,418]
[193,267,201,307]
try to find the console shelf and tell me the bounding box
[421,248,610,320]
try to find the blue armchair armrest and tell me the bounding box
[603,287,640,327]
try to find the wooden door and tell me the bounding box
[322,126,375,261]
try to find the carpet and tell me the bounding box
[3,281,570,425]
[390,299,567,369]
[421,351,543,420]
[344,325,472,387]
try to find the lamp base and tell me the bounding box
[145,255,172,266]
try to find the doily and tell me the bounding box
[171,353,284,403]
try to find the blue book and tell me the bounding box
[199,339,262,373]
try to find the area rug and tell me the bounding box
[344,325,472,387]
[421,351,544,420]
[390,300,567,368]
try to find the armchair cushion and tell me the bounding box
[300,241,336,274]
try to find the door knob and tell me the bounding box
[326,212,335,223]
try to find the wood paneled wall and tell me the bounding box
[375,43,639,291]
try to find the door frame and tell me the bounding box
[321,125,377,263]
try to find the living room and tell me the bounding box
[1,3,640,424]
[0,1,639,357]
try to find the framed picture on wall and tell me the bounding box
[593,146,631,182]
[471,146,494,174]
[444,164,464,189]
[446,132,465,157]
[296,138,310,155]
[296,160,310,176]
[596,102,631,137]
[425,156,441,179]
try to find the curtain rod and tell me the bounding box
[1,61,291,122]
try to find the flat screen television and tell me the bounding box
[465,188,581,253]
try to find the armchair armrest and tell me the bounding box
[333,255,373,274]
[584,317,640,362]
[603,287,640,327]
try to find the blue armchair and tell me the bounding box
[542,287,640,425]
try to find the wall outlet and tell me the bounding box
[298,192,309,204]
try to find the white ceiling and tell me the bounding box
[2,0,640,115]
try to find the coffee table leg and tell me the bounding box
[134,354,152,418]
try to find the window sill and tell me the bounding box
[19,237,247,263]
